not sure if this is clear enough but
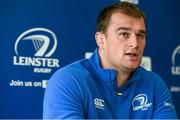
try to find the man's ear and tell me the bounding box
[95,32,106,49]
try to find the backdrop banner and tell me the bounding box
[0,0,179,118]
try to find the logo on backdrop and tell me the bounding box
[13,28,60,74]
[120,0,139,4]
[171,44,180,75]
[15,28,57,57]
[9,79,48,88]
[132,94,152,111]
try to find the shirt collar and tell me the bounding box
[88,48,117,82]
[88,48,141,85]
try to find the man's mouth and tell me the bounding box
[125,52,138,57]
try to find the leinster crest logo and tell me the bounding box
[132,94,152,111]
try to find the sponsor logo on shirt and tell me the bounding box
[132,94,152,111]
[94,98,105,110]
[164,101,175,109]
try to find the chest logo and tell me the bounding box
[132,94,152,111]
[94,98,105,110]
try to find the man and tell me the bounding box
[43,2,177,119]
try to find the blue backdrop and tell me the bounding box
[0,0,179,118]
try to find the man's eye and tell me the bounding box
[119,32,130,38]
[137,33,145,40]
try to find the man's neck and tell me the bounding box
[98,49,133,87]
[117,71,132,88]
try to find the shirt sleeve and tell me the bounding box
[152,73,178,119]
[43,69,85,119]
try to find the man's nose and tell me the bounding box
[128,34,138,48]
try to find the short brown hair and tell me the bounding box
[97,2,146,33]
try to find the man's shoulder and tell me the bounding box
[50,59,91,82]
[138,66,162,79]
[47,59,95,96]
[60,59,89,74]
[137,66,166,86]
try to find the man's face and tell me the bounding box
[100,12,146,73]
